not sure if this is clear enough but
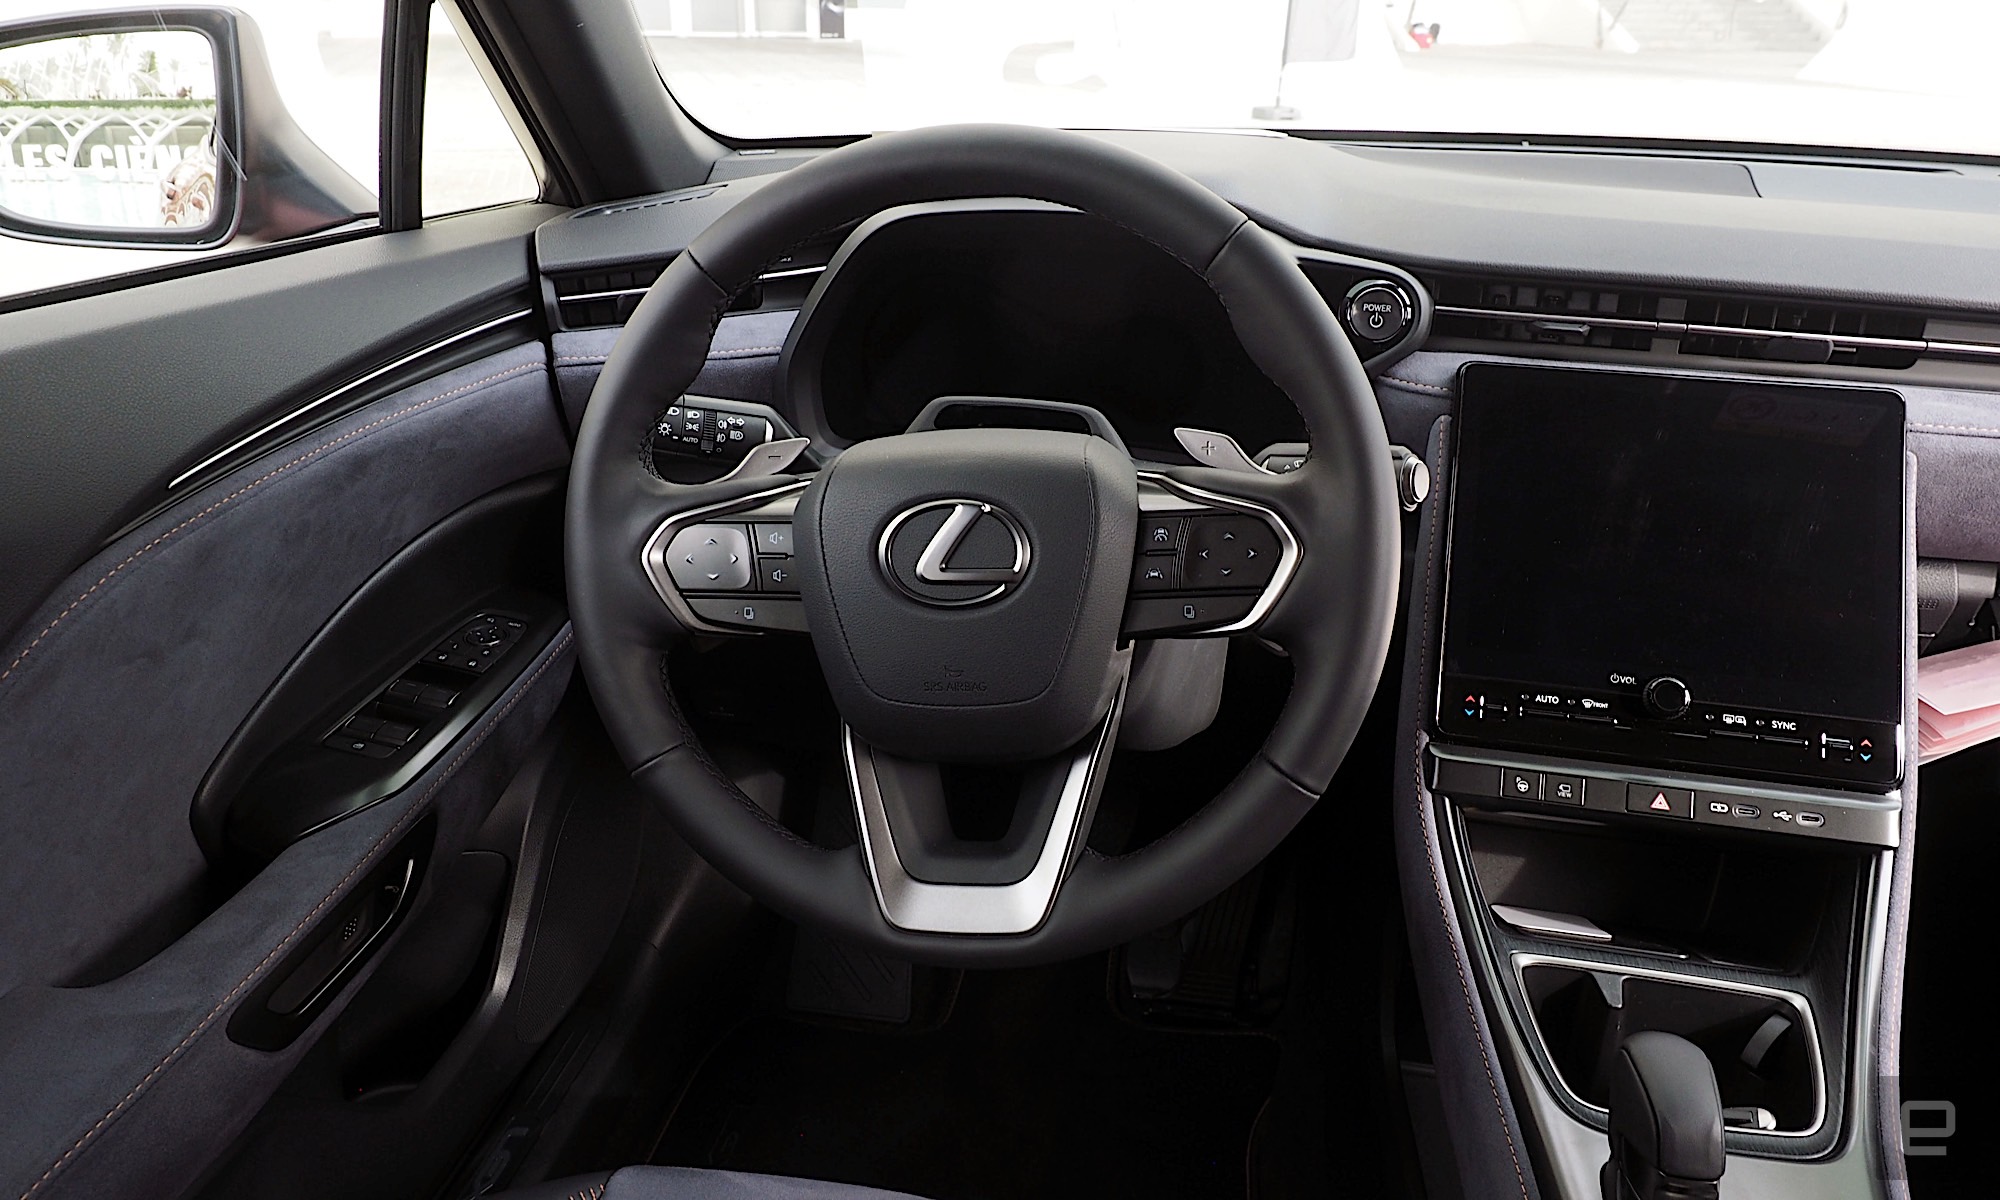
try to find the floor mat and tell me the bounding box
[652,955,1279,1200]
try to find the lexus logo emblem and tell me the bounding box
[879,499,1031,607]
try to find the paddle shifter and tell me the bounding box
[1601,1032,1726,1200]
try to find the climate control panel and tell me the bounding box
[1439,673,1899,788]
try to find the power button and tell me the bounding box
[1345,281,1413,344]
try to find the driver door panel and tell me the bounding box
[0,219,577,1200]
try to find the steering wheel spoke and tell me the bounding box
[845,654,1130,936]
[1120,470,1302,641]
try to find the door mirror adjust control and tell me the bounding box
[320,613,521,758]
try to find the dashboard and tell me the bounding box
[528,129,2000,1197]
[531,131,2000,730]
[515,125,2000,1200]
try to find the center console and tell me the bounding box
[1410,363,1907,1198]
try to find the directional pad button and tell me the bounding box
[665,524,753,591]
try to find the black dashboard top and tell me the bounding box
[537,131,2000,322]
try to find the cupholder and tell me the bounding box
[1517,956,1824,1136]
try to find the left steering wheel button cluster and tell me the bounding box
[661,515,808,633]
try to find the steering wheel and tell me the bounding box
[567,125,1400,967]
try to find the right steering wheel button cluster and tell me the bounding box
[1121,498,1291,636]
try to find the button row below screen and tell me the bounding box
[1438,759,1855,842]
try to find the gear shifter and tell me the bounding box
[1601,1032,1725,1200]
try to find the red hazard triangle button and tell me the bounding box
[1626,783,1691,818]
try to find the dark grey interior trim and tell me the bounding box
[0,202,561,649]
[1875,453,1923,1199]
[1394,414,1542,1200]
[167,309,537,489]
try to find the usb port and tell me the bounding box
[1796,812,1825,828]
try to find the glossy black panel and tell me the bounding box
[1439,364,1904,788]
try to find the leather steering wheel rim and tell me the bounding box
[565,124,1401,967]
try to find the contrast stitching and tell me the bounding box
[1381,374,1453,396]
[0,361,542,692]
[1412,426,1531,1200]
[563,1184,607,1200]
[1910,422,2000,436]
[551,344,781,367]
[19,632,573,1200]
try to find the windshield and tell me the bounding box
[642,0,1999,159]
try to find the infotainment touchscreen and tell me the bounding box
[1438,363,1905,789]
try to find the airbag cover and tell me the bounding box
[793,428,1135,761]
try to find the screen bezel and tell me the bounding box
[1434,361,1907,790]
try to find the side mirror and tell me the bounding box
[0,7,374,251]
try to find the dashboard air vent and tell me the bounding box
[543,233,848,331]
[548,261,668,329]
[1427,274,1970,370]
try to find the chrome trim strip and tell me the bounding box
[1908,338,2000,360]
[640,481,809,635]
[845,669,1127,936]
[293,856,418,1016]
[1436,304,1665,333]
[1509,951,1830,1140]
[167,308,536,490]
[1135,472,1301,636]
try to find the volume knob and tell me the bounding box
[1642,677,1692,720]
